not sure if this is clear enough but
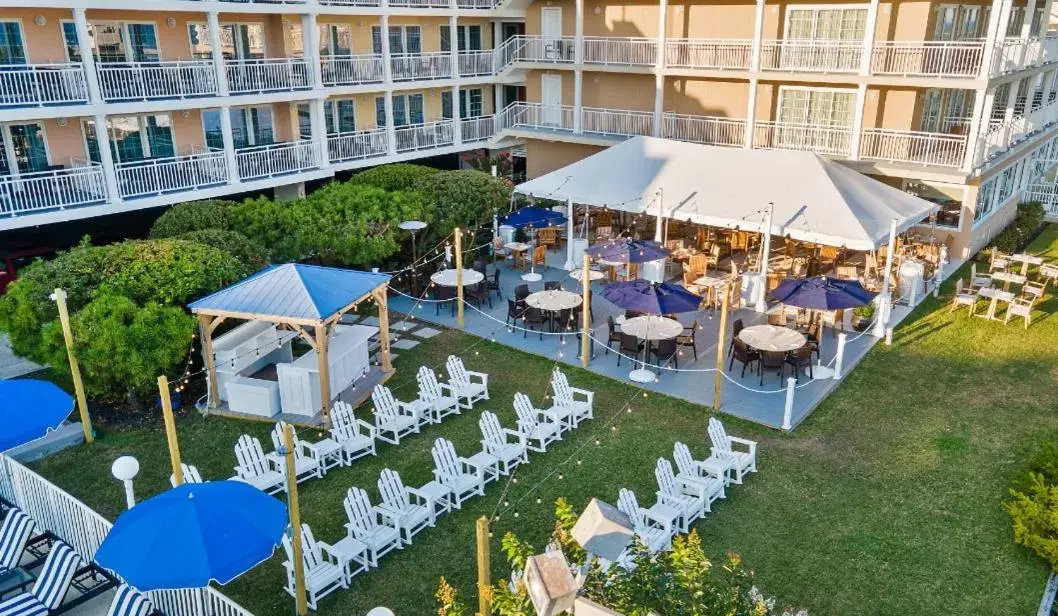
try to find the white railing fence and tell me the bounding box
[457,50,494,77]
[582,37,657,66]
[461,115,495,142]
[664,39,752,70]
[753,121,853,156]
[395,120,454,153]
[0,164,107,216]
[97,60,217,101]
[498,102,576,132]
[581,106,653,137]
[321,54,384,86]
[663,113,746,147]
[870,41,984,77]
[236,140,319,181]
[116,151,229,199]
[759,40,863,73]
[226,58,312,94]
[391,52,452,81]
[859,128,967,167]
[328,128,389,163]
[493,35,576,70]
[1027,181,1058,216]
[0,63,89,106]
[976,98,1058,166]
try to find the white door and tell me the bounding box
[541,7,564,60]
[540,73,562,127]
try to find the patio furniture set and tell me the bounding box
[507,283,585,340]
[431,261,502,315]
[728,318,822,386]
[949,252,1053,328]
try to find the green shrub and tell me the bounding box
[149,200,236,238]
[349,163,440,191]
[413,169,512,245]
[229,196,300,262]
[990,201,1047,254]
[178,229,269,274]
[98,239,245,306]
[1007,473,1058,571]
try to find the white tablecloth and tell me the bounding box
[621,316,683,341]
[990,271,1027,285]
[505,242,531,252]
[978,287,1015,301]
[525,290,582,311]
[1011,253,1044,265]
[569,269,605,282]
[431,269,484,287]
[739,325,806,352]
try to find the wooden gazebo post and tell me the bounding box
[315,322,332,426]
[373,285,393,373]
[198,314,221,409]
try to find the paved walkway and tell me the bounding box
[0,334,41,380]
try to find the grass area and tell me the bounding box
[29,226,1058,615]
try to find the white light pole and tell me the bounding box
[111,456,140,510]
[653,189,664,242]
[754,203,774,313]
[872,218,899,338]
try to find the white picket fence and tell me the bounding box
[0,454,257,616]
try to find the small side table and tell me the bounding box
[646,502,680,535]
[417,480,454,517]
[330,536,370,579]
[466,451,502,484]
[700,455,734,487]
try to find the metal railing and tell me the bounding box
[870,40,984,77]
[317,0,380,5]
[976,97,1058,165]
[1026,181,1058,215]
[321,54,383,86]
[97,60,217,101]
[582,37,657,66]
[753,121,854,156]
[395,120,454,152]
[663,113,746,147]
[456,0,497,8]
[226,58,312,94]
[236,140,319,181]
[581,106,653,137]
[992,36,1058,74]
[116,151,229,199]
[497,101,576,132]
[391,52,452,81]
[859,128,966,167]
[461,115,495,142]
[388,0,449,7]
[328,128,389,163]
[665,39,752,70]
[0,163,107,216]
[0,63,88,106]
[494,35,576,70]
[760,40,863,73]
[458,50,494,77]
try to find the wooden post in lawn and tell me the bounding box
[475,516,491,616]
[374,287,393,373]
[581,254,591,368]
[315,323,331,427]
[157,375,183,486]
[284,425,309,616]
[456,228,465,329]
[713,281,730,410]
[53,288,93,444]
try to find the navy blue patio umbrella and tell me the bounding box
[500,206,567,229]
[0,380,75,452]
[586,238,671,264]
[769,276,876,311]
[601,279,702,315]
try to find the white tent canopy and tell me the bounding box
[514,136,939,251]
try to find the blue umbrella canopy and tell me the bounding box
[500,206,567,229]
[586,239,671,264]
[0,380,74,452]
[601,279,702,315]
[95,481,287,590]
[769,276,877,311]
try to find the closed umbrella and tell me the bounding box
[601,279,701,315]
[94,481,287,590]
[0,380,74,452]
[769,276,876,311]
[586,239,670,264]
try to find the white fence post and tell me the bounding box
[833,332,847,379]
[782,377,796,430]
[885,326,893,346]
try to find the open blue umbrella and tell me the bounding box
[586,239,671,264]
[0,380,74,452]
[602,279,702,315]
[769,276,876,311]
[500,206,567,229]
[94,481,287,590]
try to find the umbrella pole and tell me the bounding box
[581,254,591,368]
[283,425,309,616]
[713,282,730,410]
[157,375,183,486]
[53,288,93,444]
[455,228,465,329]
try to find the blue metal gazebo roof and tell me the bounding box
[188,264,391,323]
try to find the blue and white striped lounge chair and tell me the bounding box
[105,585,154,616]
[0,541,81,616]
[0,509,35,575]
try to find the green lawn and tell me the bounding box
[30,226,1058,615]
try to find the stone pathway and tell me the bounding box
[0,335,41,380]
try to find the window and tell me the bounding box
[87,23,159,63]
[127,24,159,62]
[440,24,483,51]
[1007,6,1025,36]
[1013,78,1030,116]
[377,94,423,126]
[375,96,386,128]
[442,88,484,118]
[786,7,866,40]
[974,178,995,222]
[320,24,352,57]
[0,21,26,65]
[297,104,312,139]
[376,25,421,55]
[919,89,972,133]
[202,107,273,149]
[99,114,173,163]
[329,99,356,133]
[189,23,264,60]
[203,110,224,150]
[61,22,81,62]
[1,123,48,173]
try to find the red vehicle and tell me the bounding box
[0,247,55,294]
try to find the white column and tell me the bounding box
[311,98,330,167]
[872,219,898,338]
[744,78,758,148]
[384,93,397,154]
[380,16,396,155]
[493,20,502,48]
[653,0,668,136]
[754,204,773,313]
[850,83,867,159]
[1042,0,1055,36]
[653,189,664,242]
[574,70,583,132]
[963,87,992,171]
[73,9,102,104]
[449,16,459,79]
[219,107,239,184]
[1,125,19,180]
[1004,78,1022,124]
[981,0,1007,78]
[575,0,584,64]
[207,11,230,96]
[749,0,766,72]
[859,0,880,75]
[92,114,120,202]
[452,85,463,144]
[1021,0,1039,39]
[564,197,576,270]
[301,13,323,88]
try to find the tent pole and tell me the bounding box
[283,425,309,616]
[456,228,465,329]
[581,254,591,368]
[315,323,332,427]
[755,203,773,313]
[157,375,183,486]
[873,219,899,338]
[653,189,664,242]
[713,281,730,410]
[564,197,576,270]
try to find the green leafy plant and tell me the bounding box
[149,200,236,238]
[990,201,1047,254]
[178,229,269,274]
[462,149,516,181]
[350,163,441,191]
[436,577,472,616]
[414,170,512,246]
[853,304,875,318]
[1007,473,1058,571]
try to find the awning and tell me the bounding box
[514,136,939,251]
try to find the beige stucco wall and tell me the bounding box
[581,73,653,110]
[0,9,71,63]
[666,77,747,118]
[171,109,207,153]
[39,119,88,166]
[525,138,605,178]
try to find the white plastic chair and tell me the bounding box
[169,463,203,487]
[343,487,403,567]
[513,394,562,452]
[479,411,529,475]
[372,385,422,445]
[377,468,435,544]
[445,355,490,409]
[707,417,757,484]
[431,438,486,508]
[550,368,594,427]
[673,442,726,504]
[417,366,461,422]
[330,400,378,464]
[655,458,706,533]
[281,524,347,610]
[516,391,572,436]
[616,488,674,554]
[268,423,325,481]
[231,435,286,495]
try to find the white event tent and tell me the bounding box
[514,136,939,251]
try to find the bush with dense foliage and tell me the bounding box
[1007,473,1058,571]
[149,200,236,238]
[413,169,512,245]
[349,163,440,191]
[990,201,1047,254]
[439,499,805,616]
[177,229,269,274]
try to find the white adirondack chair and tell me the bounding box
[231,435,286,495]
[431,438,486,508]
[268,423,327,481]
[516,390,572,434]
[655,458,707,533]
[672,442,726,504]
[417,366,461,422]
[343,487,403,567]
[330,400,377,464]
[478,411,529,475]
[377,468,435,544]
[281,523,347,610]
[371,385,422,445]
[169,463,203,487]
[707,417,757,484]
[513,394,562,452]
[445,355,490,409]
[616,488,674,553]
[550,368,594,427]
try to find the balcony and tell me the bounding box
[318,0,381,5]
[1027,181,1058,217]
[498,101,576,133]
[236,140,319,181]
[976,98,1058,165]
[759,40,863,73]
[859,128,966,167]
[665,39,752,70]
[582,37,657,66]
[662,113,746,147]
[321,54,384,87]
[458,51,494,77]
[115,150,229,199]
[395,120,454,153]
[391,53,451,81]
[97,60,218,102]
[753,121,853,156]
[328,128,388,163]
[0,63,88,107]
[993,35,1058,74]
[0,163,106,216]
[461,115,495,142]
[870,41,984,78]
[226,58,312,94]
[582,106,653,138]
[495,36,575,69]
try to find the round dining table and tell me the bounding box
[621,315,684,383]
[738,324,806,353]
[431,268,484,287]
[525,290,582,311]
[568,269,606,282]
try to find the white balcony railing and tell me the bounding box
[859,128,967,167]
[236,140,318,181]
[388,0,449,7]
[0,63,88,106]
[663,113,746,147]
[116,151,229,199]
[226,58,312,94]
[318,0,380,5]
[582,106,654,137]
[461,115,495,142]
[395,120,454,153]
[1026,181,1058,216]
[977,98,1058,165]
[753,121,854,156]
[992,36,1058,74]
[870,41,984,77]
[391,53,452,81]
[0,164,107,216]
[665,39,752,70]
[456,0,496,8]
[760,40,863,73]
[97,60,218,102]
[498,102,577,133]
[582,37,657,66]
[494,35,576,70]
[328,128,388,163]
[321,54,383,86]
[458,51,494,77]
